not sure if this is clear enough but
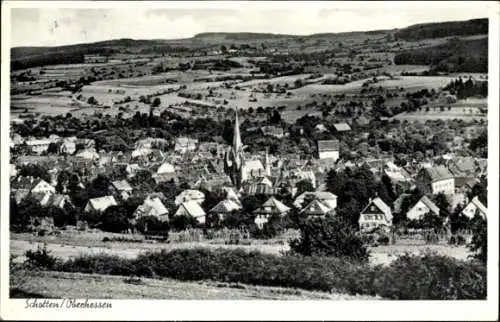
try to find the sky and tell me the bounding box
[9,2,493,47]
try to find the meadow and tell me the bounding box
[10,231,472,266]
[10,267,379,300]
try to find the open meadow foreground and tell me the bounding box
[4,3,495,310]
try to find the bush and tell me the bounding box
[377,235,390,245]
[25,244,61,270]
[289,215,369,263]
[373,253,486,299]
[51,248,486,299]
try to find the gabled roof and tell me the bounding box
[175,189,205,205]
[254,197,291,214]
[293,191,337,208]
[471,196,487,216]
[361,197,392,221]
[157,162,175,174]
[176,200,206,218]
[209,199,242,213]
[111,180,133,191]
[333,122,351,132]
[416,196,440,215]
[300,199,331,215]
[87,196,117,212]
[135,197,168,218]
[422,166,454,182]
[317,140,340,152]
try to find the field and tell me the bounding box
[10,269,379,300]
[10,232,471,266]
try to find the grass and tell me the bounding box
[9,268,379,300]
[11,232,472,266]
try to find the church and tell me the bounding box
[224,109,272,190]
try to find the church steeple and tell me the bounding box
[225,108,245,189]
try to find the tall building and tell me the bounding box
[224,109,245,189]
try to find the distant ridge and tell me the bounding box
[11,18,488,70]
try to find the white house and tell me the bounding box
[30,179,56,195]
[299,199,332,217]
[84,196,117,213]
[416,166,455,195]
[406,196,440,220]
[209,199,242,222]
[253,197,291,228]
[317,140,340,161]
[60,140,76,155]
[293,191,337,211]
[26,139,51,154]
[174,137,198,154]
[175,189,205,206]
[359,197,393,232]
[175,200,206,224]
[461,196,487,219]
[134,197,169,222]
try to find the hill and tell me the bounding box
[11,18,489,71]
[394,37,488,73]
[395,18,488,41]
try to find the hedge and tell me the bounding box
[48,248,486,299]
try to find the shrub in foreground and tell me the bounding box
[55,248,486,299]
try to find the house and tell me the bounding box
[293,191,337,211]
[134,197,169,222]
[241,160,265,182]
[175,200,206,224]
[317,140,340,161]
[406,196,440,220]
[261,126,285,138]
[416,166,455,195]
[222,187,240,202]
[300,199,333,217]
[359,197,393,232]
[30,179,56,195]
[175,189,205,206]
[174,137,198,154]
[109,180,133,200]
[333,122,351,133]
[84,196,117,213]
[75,149,100,160]
[153,162,177,184]
[209,199,242,221]
[461,196,487,219]
[253,197,291,228]
[59,140,76,155]
[26,139,51,154]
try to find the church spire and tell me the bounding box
[233,107,242,157]
[224,107,245,189]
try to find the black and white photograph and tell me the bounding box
[1,1,498,320]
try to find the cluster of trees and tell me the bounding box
[443,78,488,99]
[394,18,488,41]
[394,38,488,73]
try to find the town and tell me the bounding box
[8,13,489,302]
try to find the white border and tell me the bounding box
[1,1,499,321]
